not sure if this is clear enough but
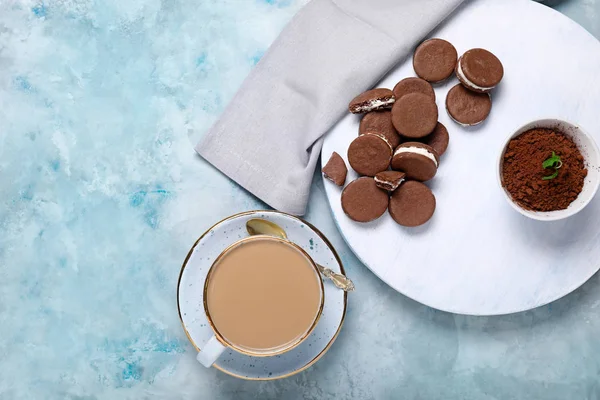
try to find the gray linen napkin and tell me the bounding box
[196,0,464,215]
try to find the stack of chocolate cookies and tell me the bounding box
[410,38,504,126]
[323,81,444,227]
[323,38,504,227]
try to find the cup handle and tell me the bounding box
[196,335,226,368]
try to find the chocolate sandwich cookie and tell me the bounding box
[349,88,395,114]
[391,142,439,182]
[374,171,406,192]
[322,152,347,186]
[456,48,503,93]
[359,111,401,148]
[391,93,438,139]
[420,122,449,156]
[446,84,492,126]
[341,177,389,223]
[413,39,458,83]
[392,77,435,102]
[348,134,392,176]
[389,181,436,227]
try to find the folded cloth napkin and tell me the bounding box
[196,0,464,215]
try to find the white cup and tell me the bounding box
[196,235,325,368]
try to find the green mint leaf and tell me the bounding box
[542,170,559,180]
[542,152,562,169]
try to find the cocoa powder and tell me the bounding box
[502,128,587,212]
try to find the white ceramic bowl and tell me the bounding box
[497,119,600,221]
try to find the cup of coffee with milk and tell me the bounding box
[196,234,325,367]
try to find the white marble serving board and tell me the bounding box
[322,0,600,315]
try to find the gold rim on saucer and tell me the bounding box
[176,210,348,381]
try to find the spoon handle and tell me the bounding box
[316,264,355,292]
[245,219,354,292]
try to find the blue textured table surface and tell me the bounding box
[1,1,599,399]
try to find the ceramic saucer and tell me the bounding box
[177,210,348,380]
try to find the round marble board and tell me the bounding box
[322,0,600,315]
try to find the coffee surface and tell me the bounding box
[206,238,322,354]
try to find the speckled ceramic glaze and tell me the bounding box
[177,211,347,380]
